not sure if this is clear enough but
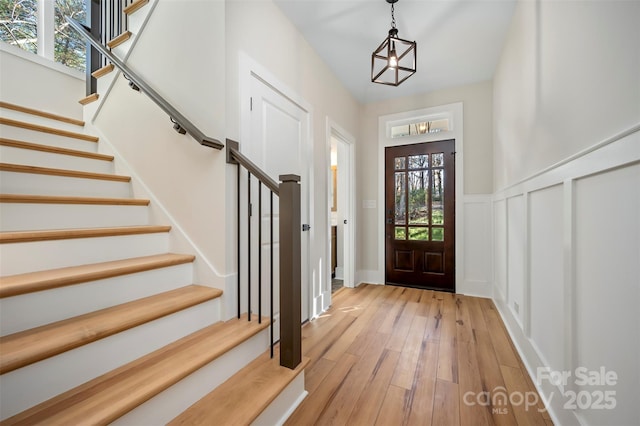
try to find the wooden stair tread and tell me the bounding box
[0,117,97,142]
[170,350,309,426]
[0,225,171,244]
[124,0,149,15]
[0,138,113,161]
[0,285,222,375]
[107,31,132,49]
[91,64,115,79]
[0,102,85,127]
[78,93,99,105]
[0,163,131,182]
[2,314,269,425]
[0,194,150,206]
[0,253,194,298]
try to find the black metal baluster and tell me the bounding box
[247,172,251,321]
[258,182,262,324]
[237,166,241,319]
[110,0,114,47]
[270,191,274,358]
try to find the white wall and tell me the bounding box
[91,0,228,300]
[492,1,640,424]
[225,0,361,317]
[358,81,494,285]
[0,43,84,118]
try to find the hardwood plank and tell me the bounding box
[78,93,99,105]
[0,225,170,244]
[0,285,221,374]
[289,285,551,426]
[124,0,149,15]
[437,337,459,383]
[474,329,519,425]
[303,357,336,394]
[501,365,548,426]
[107,31,131,49]
[458,340,492,426]
[483,299,521,368]
[385,295,420,351]
[169,351,309,426]
[0,253,195,298]
[348,349,400,425]
[284,353,358,425]
[0,163,130,182]
[315,332,390,424]
[91,64,115,79]
[455,294,475,343]
[0,102,85,126]
[3,314,267,426]
[390,314,427,389]
[0,194,149,206]
[0,138,113,161]
[405,337,439,426]
[0,117,97,141]
[432,379,461,426]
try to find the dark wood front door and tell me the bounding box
[385,140,455,291]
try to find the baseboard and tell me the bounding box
[492,291,579,426]
[355,269,382,286]
[251,371,308,426]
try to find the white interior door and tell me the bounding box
[247,75,311,323]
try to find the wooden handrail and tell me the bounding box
[226,139,279,194]
[66,17,224,150]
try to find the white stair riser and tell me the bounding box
[0,203,149,231]
[0,233,170,275]
[0,145,113,174]
[0,298,221,421]
[0,171,132,198]
[112,327,270,426]
[0,263,194,335]
[0,108,85,133]
[0,125,98,153]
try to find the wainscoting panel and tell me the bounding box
[573,163,639,426]
[460,195,493,297]
[492,125,640,426]
[506,195,525,327]
[529,184,564,373]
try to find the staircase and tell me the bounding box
[0,102,308,424]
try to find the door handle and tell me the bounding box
[386,218,392,224]
[302,224,311,231]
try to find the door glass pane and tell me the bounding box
[408,154,428,169]
[395,227,406,240]
[394,157,406,170]
[394,172,406,225]
[432,169,444,225]
[432,153,444,167]
[432,227,444,241]
[409,227,429,241]
[408,171,429,225]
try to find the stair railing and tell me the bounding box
[66,17,224,150]
[226,139,302,370]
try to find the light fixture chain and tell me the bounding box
[391,3,396,29]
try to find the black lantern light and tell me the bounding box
[371,0,417,86]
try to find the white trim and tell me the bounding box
[0,41,84,80]
[37,0,54,60]
[377,102,464,290]
[326,118,356,292]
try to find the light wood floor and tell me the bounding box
[285,284,553,426]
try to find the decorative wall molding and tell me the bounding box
[492,124,640,426]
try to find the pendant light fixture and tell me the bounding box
[371,0,417,86]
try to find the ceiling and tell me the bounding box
[273,0,517,104]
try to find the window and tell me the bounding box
[0,0,86,71]
[390,118,449,139]
[0,0,38,53]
